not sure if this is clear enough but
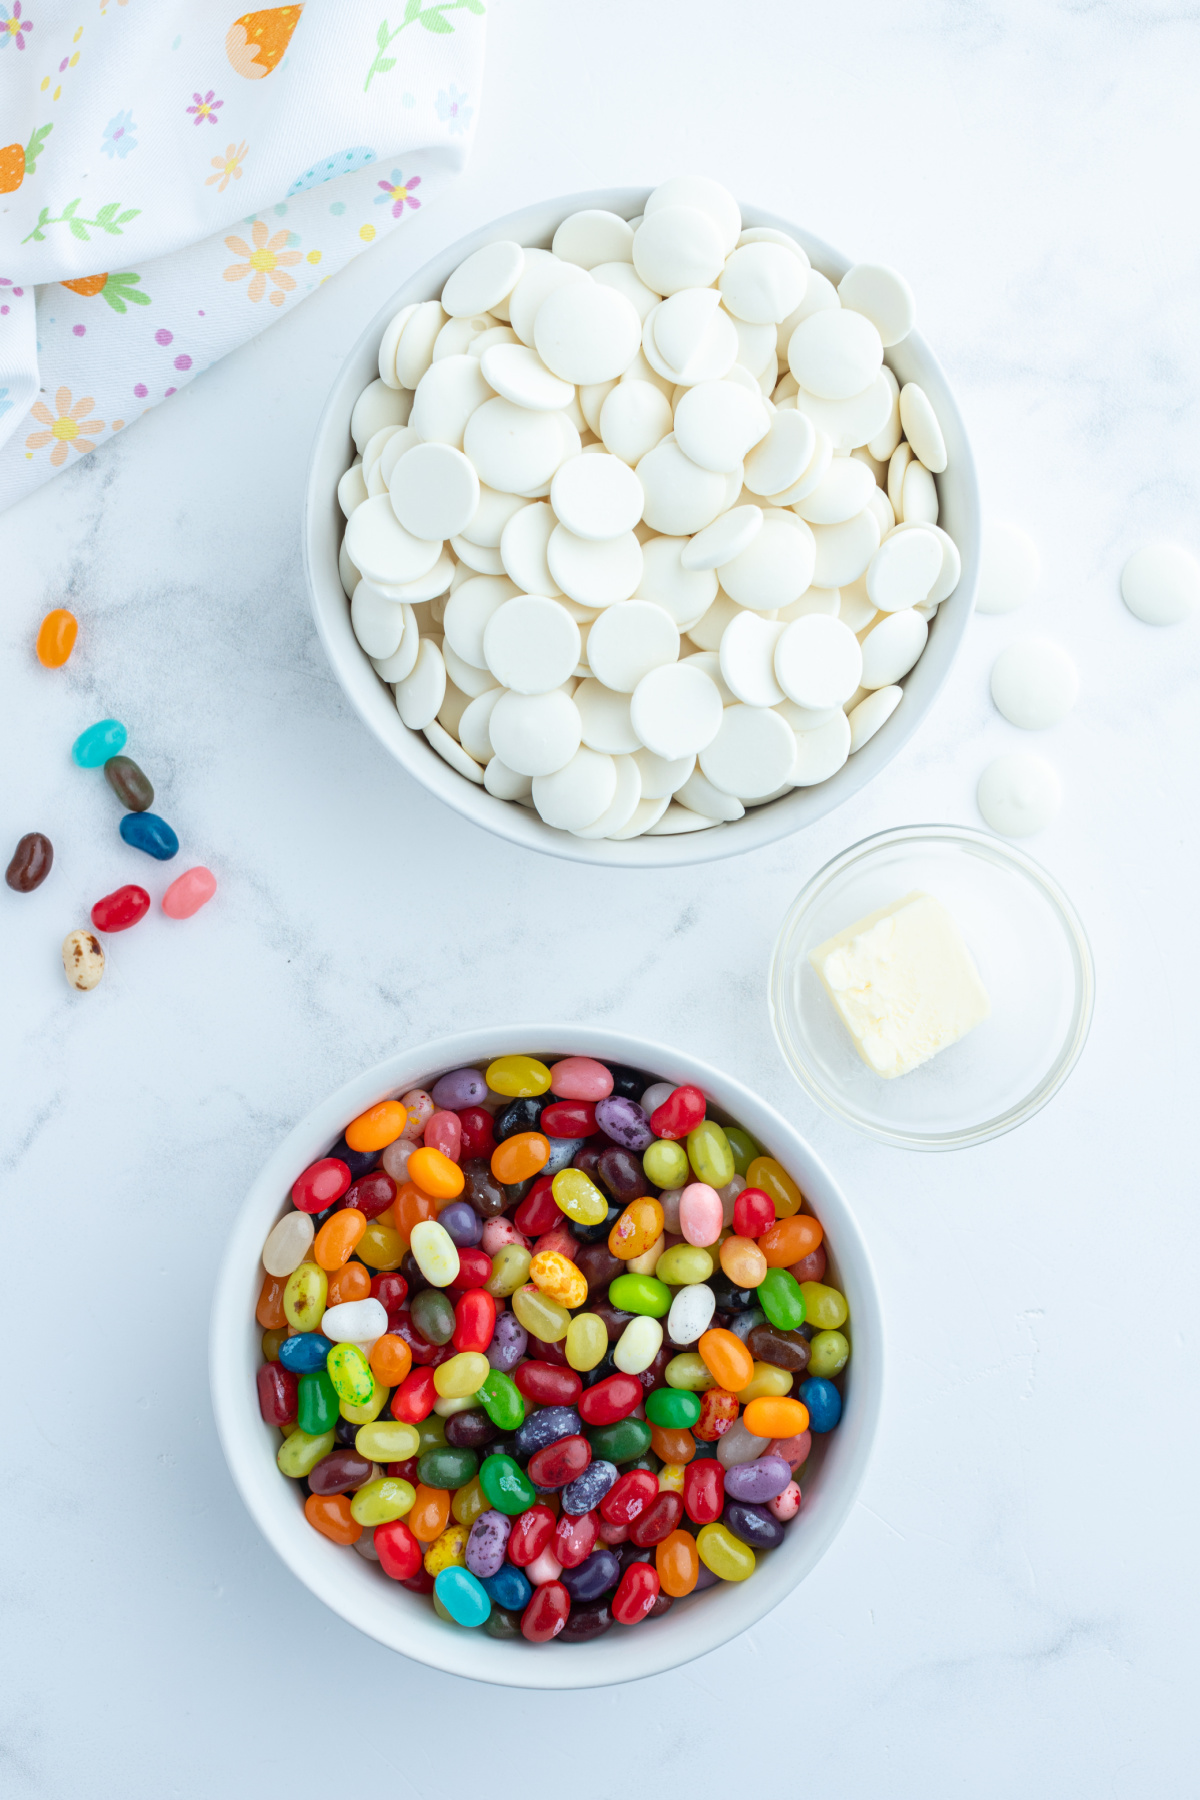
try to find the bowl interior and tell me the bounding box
[303,188,981,867]
[210,1025,883,1688]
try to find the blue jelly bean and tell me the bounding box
[514,1405,581,1457]
[73,719,127,768]
[481,1564,532,1612]
[438,1200,482,1247]
[559,1548,620,1604]
[278,1332,333,1374]
[723,1501,786,1551]
[434,1566,491,1628]
[560,1458,617,1517]
[119,811,178,860]
[798,1376,842,1433]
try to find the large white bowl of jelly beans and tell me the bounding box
[211,1027,882,1687]
[304,181,980,867]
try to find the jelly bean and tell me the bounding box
[593,1149,648,1210]
[5,832,53,893]
[448,1245,492,1290]
[573,1243,623,1299]
[161,865,218,920]
[357,1218,405,1272]
[308,1448,372,1494]
[261,1325,289,1361]
[718,1235,767,1289]
[529,1433,591,1490]
[625,1233,665,1276]
[686,1119,734,1188]
[119,811,179,860]
[486,1243,532,1299]
[561,1457,617,1517]
[696,1520,757,1580]
[664,1352,716,1392]
[586,1416,652,1465]
[656,1246,714,1291]
[695,1388,740,1441]
[345,1100,407,1154]
[666,1283,717,1348]
[458,1108,497,1160]
[798,1376,843,1432]
[36,607,78,668]
[789,1243,829,1286]
[371,1270,409,1323]
[484,1315,528,1379]
[433,1204,478,1252]
[759,1211,823,1267]
[743,1395,809,1439]
[478,1453,536,1516]
[261,1211,315,1278]
[411,1288,455,1346]
[461,1506,509,1578]
[486,1055,552,1098]
[419,1443,479,1489]
[611,1560,660,1624]
[725,1306,764,1346]
[613,1315,663,1375]
[511,1283,570,1343]
[723,1126,760,1175]
[328,1134,381,1181]
[431,1066,488,1111]
[256,1272,288,1329]
[410,1219,461,1288]
[607,1272,671,1317]
[677,1183,723,1248]
[528,1250,587,1309]
[375,1518,423,1580]
[325,1263,372,1313]
[645,1388,701,1430]
[305,1492,361,1543]
[349,1476,415,1528]
[338,1171,397,1222]
[313,1208,366,1271]
[808,1329,850,1378]
[277,1427,335,1479]
[647,1085,705,1141]
[560,1545,619,1603]
[407,1147,464,1201]
[394,1093,431,1144]
[407,1483,451,1540]
[507,1503,556,1565]
[482,1564,532,1613]
[514,1405,582,1459]
[540,1099,596,1139]
[367,1334,410,1387]
[256,1363,297,1426]
[355,1419,419,1463]
[543,1135,586,1177]
[62,928,104,990]
[481,1217,524,1260]
[644,1138,689,1189]
[434,1351,490,1399]
[422,1109,462,1163]
[327,1341,376,1408]
[283,1262,328,1332]
[100,756,153,817]
[549,1056,613,1101]
[733,1187,777,1239]
[445,1410,496,1452]
[746,1156,803,1218]
[491,1131,550,1186]
[452,1288,496,1355]
[747,1322,811,1373]
[392,1308,448,1367]
[521,1580,570,1641]
[629,1490,684,1548]
[72,718,127,767]
[723,1454,792,1504]
[698,1328,755,1392]
[799,1281,849,1329]
[709,1273,758,1312]
[550,1167,608,1228]
[513,1175,559,1238]
[577,1372,641,1427]
[495,1098,547,1145]
[526,1545,566,1587]
[564,1312,607,1373]
[649,1424,696,1466]
[509,1367,579,1419]
[715,1420,770,1469]
[608,1196,663,1261]
[769,1479,802,1522]
[292,1158,351,1214]
[340,1379,389,1425]
[297,1366,339,1434]
[724,1499,786,1551]
[656,1528,700,1597]
[758,1266,806,1330]
[433,1563,490,1626]
[594,1095,653,1151]
[600,1468,658,1527]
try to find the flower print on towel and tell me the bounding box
[374,169,420,218]
[207,141,248,193]
[100,111,137,159]
[223,217,301,305]
[25,386,104,467]
[0,3,32,50]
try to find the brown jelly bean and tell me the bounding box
[589,1296,636,1343]
[596,1144,653,1204]
[574,1241,623,1295]
[747,1322,811,1373]
[462,1158,506,1219]
[6,831,53,893]
[103,754,154,812]
[308,1449,372,1495]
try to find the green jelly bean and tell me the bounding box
[644,1138,689,1189]
[327,1341,375,1407]
[297,1368,338,1436]
[418,1445,479,1490]
[808,1329,850,1378]
[478,1453,537,1516]
[484,1606,522,1640]
[276,1427,335,1479]
[686,1119,734,1188]
[477,1368,525,1432]
[758,1267,807,1331]
[645,1387,702,1429]
[723,1126,760,1177]
[587,1416,652,1465]
[411,1288,455,1346]
[608,1272,672,1318]
[624,1452,661,1475]
[655,1243,713,1286]
[416,1414,447,1454]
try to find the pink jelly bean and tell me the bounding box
[399,1090,434,1140]
[424,1109,462,1162]
[548,1056,614,1102]
[161,866,216,919]
[526,1545,563,1586]
[766,1431,811,1473]
[678,1182,723,1247]
[768,1480,802,1522]
[381,1137,414,1184]
[532,1222,578,1262]
[481,1216,526,1256]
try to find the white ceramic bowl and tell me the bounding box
[210,1025,883,1689]
[303,187,981,867]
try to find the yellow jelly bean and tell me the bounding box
[355,1420,419,1462]
[511,1282,571,1343]
[687,1119,734,1188]
[410,1218,460,1287]
[529,1249,588,1308]
[565,1311,608,1372]
[737,1360,793,1402]
[626,1233,665,1276]
[665,1352,717,1392]
[276,1427,335,1479]
[656,1244,714,1286]
[327,1341,376,1407]
[434,1351,490,1398]
[340,1382,389,1424]
[451,1476,487,1527]
[433,1393,480,1417]
[350,1476,415,1526]
[485,1054,552,1098]
[644,1138,689,1189]
[551,1167,609,1227]
[486,1243,531,1297]
[357,1220,406,1271]
[746,1156,803,1219]
[697,1521,757,1581]
[280,1421,299,1439]
[283,1261,327,1332]
[423,1521,468,1576]
[800,1281,849,1329]
[658,1463,686,1493]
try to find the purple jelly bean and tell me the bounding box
[594,1095,653,1152]
[560,1548,621,1604]
[514,1405,581,1456]
[691,1562,723,1592]
[560,1458,617,1516]
[431,1066,489,1110]
[486,1310,527,1371]
[723,1500,786,1551]
[437,1200,482,1247]
[465,1508,511,1578]
[722,1455,792,1505]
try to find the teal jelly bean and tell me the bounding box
[434,1566,492,1628]
[119,812,179,860]
[723,1126,760,1177]
[758,1267,807,1331]
[73,719,127,768]
[478,1453,536,1515]
[477,1368,525,1432]
[418,1444,479,1490]
[645,1387,702,1429]
[586,1416,652,1464]
[297,1368,338,1436]
[608,1272,672,1318]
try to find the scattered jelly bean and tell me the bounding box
[72,718,126,767]
[36,608,78,668]
[6,832,53,893]
[62,928,104,990]
[119,810,178,860]
[103,753,154,813]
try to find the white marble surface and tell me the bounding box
[2,2,1198,1792]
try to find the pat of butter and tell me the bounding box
[809,891,991,1079]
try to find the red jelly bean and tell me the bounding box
[611,1561,660,1625]
[256,1362,297,1426]
[514,1361,582,1407]
[390,1365,437,1423]
[400,1567,436,1595]
[648,1084,706,1140]
[452,1288,496,1354]
[521,1580,570,1642]
[507,1504,556,1567]
[375,1518,423,1580]
[527,1433,591,1490]
[370,1271,409,1326]
[90,884,150,933]
[386,1457,420,1484]
[735,1186,777,1238]
[424,1110,462,1161]
[599,1516,630,1544]
[531,1222,579,1262]
[340,1171,397,1220]
[629,1490,684,1547]
[600,1469,658,1528]
[683,1456,725,1524]
[447,1245,492,1291]
[539,1099,597,1139]
[554,1508,598,1569]
[292,1157,351,1214]
[457,1107,496,1158]
[525,1332,568,1366]
[514,1176,560,1238]
[578,1372,642,1427]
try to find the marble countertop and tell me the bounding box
[2,3,1197,1793]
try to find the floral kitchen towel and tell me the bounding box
[0,0,486,510]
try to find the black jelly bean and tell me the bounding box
[709,1275,759,1311]
[573,1200,623,1246]
[400,1251,430,1296]
[596,1145,652,1204]
[103,754,154,812]
[514,1405,581,1457]
[603,1064,649,1101]
[334,1417,360,1447]
[444,1409,497,1450]
[560,1602,613,1643]
[495,1096,546,1140]
[327,1135,380,1181]
[5,831,53,893]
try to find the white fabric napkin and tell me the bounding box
[0,0,486,510]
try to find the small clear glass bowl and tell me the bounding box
[769,825,1095,1150]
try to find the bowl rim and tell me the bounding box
[768,824,1096,1150]
[209,1023,884,1688]
[302,185,981,869]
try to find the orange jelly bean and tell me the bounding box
[746,1156,803,1218]
[408,1483,451,1542]
[743,1395,810,1439]
[408,1145,465,1200]
[313,1207,366,1271]
[758,1212,824,1267]
[345,1100,408,1153]
[490,1131,550,1185]
[369,1333,412,1386]
[394,1181,438,1240]
[255,1272,287,1329]
[608,1196,665,1260]
[656,1527,699,1597]
[649,1424,696,1466]
[698,1327,755,1392]
[719,1234,767,1288]
[304,1492,361,1545]
[36,608,78,668]
[326,1260,372,1307]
